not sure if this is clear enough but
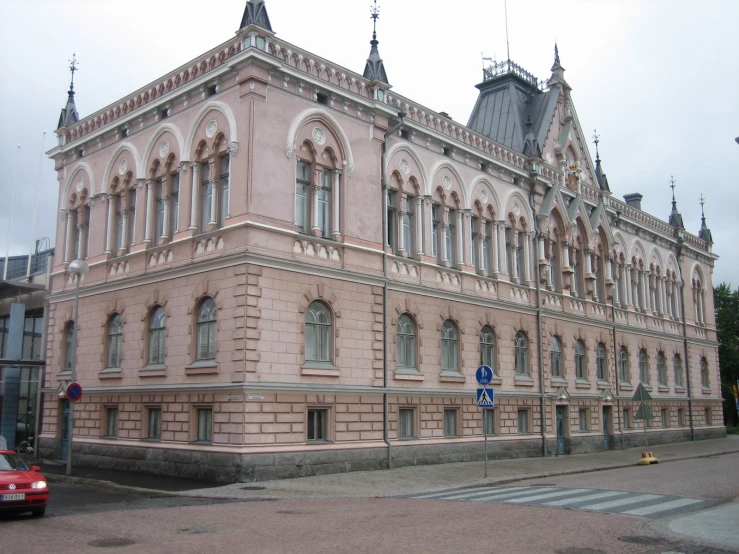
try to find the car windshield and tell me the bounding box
[0,453,29,471]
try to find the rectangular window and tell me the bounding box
[115,195,124,252]
[446,209,455,264]
[443,408,458,437]
[431,204,440,262]
[579,409,588,431]
[623,408,631,429]
[517,409,529,434]
[296,161,310,233]
[170,174,179,236]
[399,408,414,439]
[597,353,606,381]
[73,217,81,260]
[481,222,490,271]
[471,216,479,270]
[22,314,43,360]
[106,407,119,437]
[704,408,711,425]
[197,407,213,442]
[317,169,331,237]
[677,408,685,426]
[148,407,162,439]
[200,163,212,232]
[483,409,496,435]
[402,196,413,255]
[387,190,397,252]
[128,189,137,246]
[219,155,229,228]
[307,408,328,441]
[155,180,164,242]
[0,317,8,358]
[505,228,513,275]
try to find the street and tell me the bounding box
[1,453,737,554]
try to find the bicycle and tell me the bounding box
[16,441,34,457]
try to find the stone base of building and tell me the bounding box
[39,427,725,483]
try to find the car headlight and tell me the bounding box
[31,481,47,489]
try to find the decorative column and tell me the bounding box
[398,194,407,255]
[641,271,649,312]
[189,162,200,231]
[523,232,532,284]
[161,174,170,242]
[496,222,506,276]
[441,208,450,264]
[105,196,115,255]
[118,194,128,256]
[614,264,621,305]
[511,230,520,281]
[478,219,487,273]
[661,277,668,317]
[76,208,86,260]
[415,196,424,256]
[561,242,571,268]
[144,180,154,244]
[64,211,74,263]
[698,289,705,324]
[383,187,390,247]
[456,210,465,268]
[624,266,633,307]
[332,169,342,240]
[422,196,433,255]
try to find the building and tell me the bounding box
[40,0,722,481]
[1,245,54,451]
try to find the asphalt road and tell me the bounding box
[1,455,736,554]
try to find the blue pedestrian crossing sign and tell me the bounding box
[476,365,493,385]
[477,388,495,408]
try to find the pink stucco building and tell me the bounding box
[40,0,722,481]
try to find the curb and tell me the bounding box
[42,447,739,501]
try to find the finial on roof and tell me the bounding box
[363,0,389,84]
[57,53,80,130]
[592,129,600,162]
[591,130,609,192]
[698,194,713,243]
[668,175,685,229]
[554,42,560,65]
[548,41,566,87]
[239,0,272,32]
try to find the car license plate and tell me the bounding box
[1,493,25,501]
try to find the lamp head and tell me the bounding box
[68,259,89,275]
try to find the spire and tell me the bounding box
[57,53,80,130]
[592,130,610,192]
[698,194,713,243]
[363,0,389,84]
[547,42,566,87]
[668,175,685,229]
[239,0,272,32]
[522,93,541,157]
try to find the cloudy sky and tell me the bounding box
[1,0,737,285]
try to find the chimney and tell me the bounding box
[623,193,643,211]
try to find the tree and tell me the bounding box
[715,283,739,426]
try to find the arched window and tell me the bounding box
[106,314,123,368]
[673,354,683,387]
[396,314,416,370]
[515,331,529,376]
[657,352,667,386]
[480,326,496,375]
[619,346,629,383]
[149,307,167,365]
[639,349,649,384]
[295,160,335,239]
[64,322,75,372]
[441,320,458,372]
[575,340,586,380]
[550,336,562,378]
[196,298,217,361]
[596,343,606,381]
[306,301,331,362]
[700,357,709,388]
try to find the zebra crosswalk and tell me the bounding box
[402,485,713,518]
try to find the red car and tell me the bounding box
[0,450,49,517]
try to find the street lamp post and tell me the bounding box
[66,259,89,476]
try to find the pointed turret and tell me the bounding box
[547,42,567,88]
[522,99,541,157]
[363,0,389,84]
[698,195,713,243]
[239,0,272,32]
[57,54,80,130]
[592,130,611,192]
[668,176,685,229]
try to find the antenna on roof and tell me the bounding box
[669,175,676,204]
[504,0,511,61]
[69,53,78,92]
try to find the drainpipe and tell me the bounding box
[611,297,624,449]
[676,237,696,441]
[381,111,406,469]
[528,183,547,456]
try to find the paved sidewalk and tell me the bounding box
[42,435,739,500]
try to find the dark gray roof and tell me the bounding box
[57,89,79,130]
[594,158,610,192]
[467,73,558,156]
[669,201,685,229]
[699,217,713,243]
[240,0,272,32]
[363,39,388,84]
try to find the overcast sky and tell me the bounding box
[1,0,737,286]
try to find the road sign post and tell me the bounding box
[476,366,495,478]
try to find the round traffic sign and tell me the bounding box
[66,382,83,403]
[476,365,493,385]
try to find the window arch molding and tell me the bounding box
[638,348,649,384]
[146,305,168,367]
[104,313,124,369]
[395,313,418,371]
[550,335,563,378]
[514,330,530,376]
[304,300,335,365]
[440,318,460,373]
[479,324,497,376]
[286,108,354,176]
